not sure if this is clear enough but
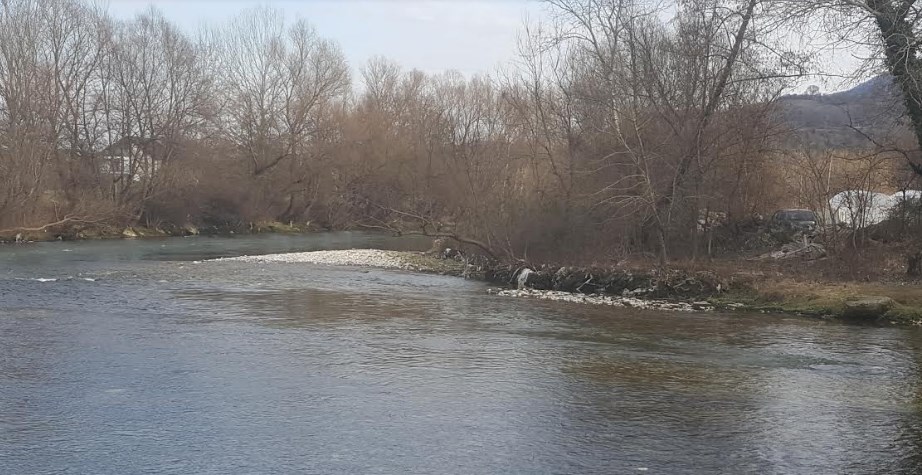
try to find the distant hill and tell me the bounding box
[777,75,908,149]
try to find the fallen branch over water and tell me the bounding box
[0,215,102,236]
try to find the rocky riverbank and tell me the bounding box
[210,247,922,325]
[214,249,723,313]
[488,289,712,311]
[482,265,727,299]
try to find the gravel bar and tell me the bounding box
[211,249,471,276]
[214,249,419,269]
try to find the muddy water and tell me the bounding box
[1,233,921,474]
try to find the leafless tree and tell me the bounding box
[531,0,804,262]
[214,7,349,222]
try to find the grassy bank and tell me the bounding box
[473,258,922,325]
[711,280,922,325]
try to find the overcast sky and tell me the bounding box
[106,0,548,78]
[104,0,866,93]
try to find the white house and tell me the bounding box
[101,137,163,182]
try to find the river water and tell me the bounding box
[1,233,921,474]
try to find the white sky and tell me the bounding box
[104,0,866,93]
[106,0,549,78]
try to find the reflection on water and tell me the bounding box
[1,234,922,473]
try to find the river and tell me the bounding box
[1,233,921,474]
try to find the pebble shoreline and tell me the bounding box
[489,289,712,312]
[210,249,921,323]
[214,249,711,312]
[213,249,419,270]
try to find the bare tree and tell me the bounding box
[0,0,53,226]
[780,0,922,272]
[784,0,922,174]
[214,7,349,222]
[0,0,114,227]
[103,8,212,223]
[533,0,803,262]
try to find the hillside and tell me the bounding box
[778,75,908,149]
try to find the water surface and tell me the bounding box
[1,233,921,474]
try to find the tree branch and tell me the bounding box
[0,215,103,236]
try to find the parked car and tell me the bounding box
[769,209,818,235]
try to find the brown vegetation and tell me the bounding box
[4,0,922,283]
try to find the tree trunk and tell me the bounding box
[656,225,669,266]
[868,0,922,175]
[908,251,922,278]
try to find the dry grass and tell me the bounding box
[753,280,922,305]
[607,243,922,324]
[717,278,922,324]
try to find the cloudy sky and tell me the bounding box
[104,0,866,93]
[106,0,548,78]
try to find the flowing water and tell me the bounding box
[1,233,922,474]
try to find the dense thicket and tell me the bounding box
[0,0,847,262]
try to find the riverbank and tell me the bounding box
[484,261,922,325]
[0,220,312,243]
[210,248,922,325]
[13,226,915,326]
[213,249,712,312]
[488,289,712,311]
[713,279,922,325]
